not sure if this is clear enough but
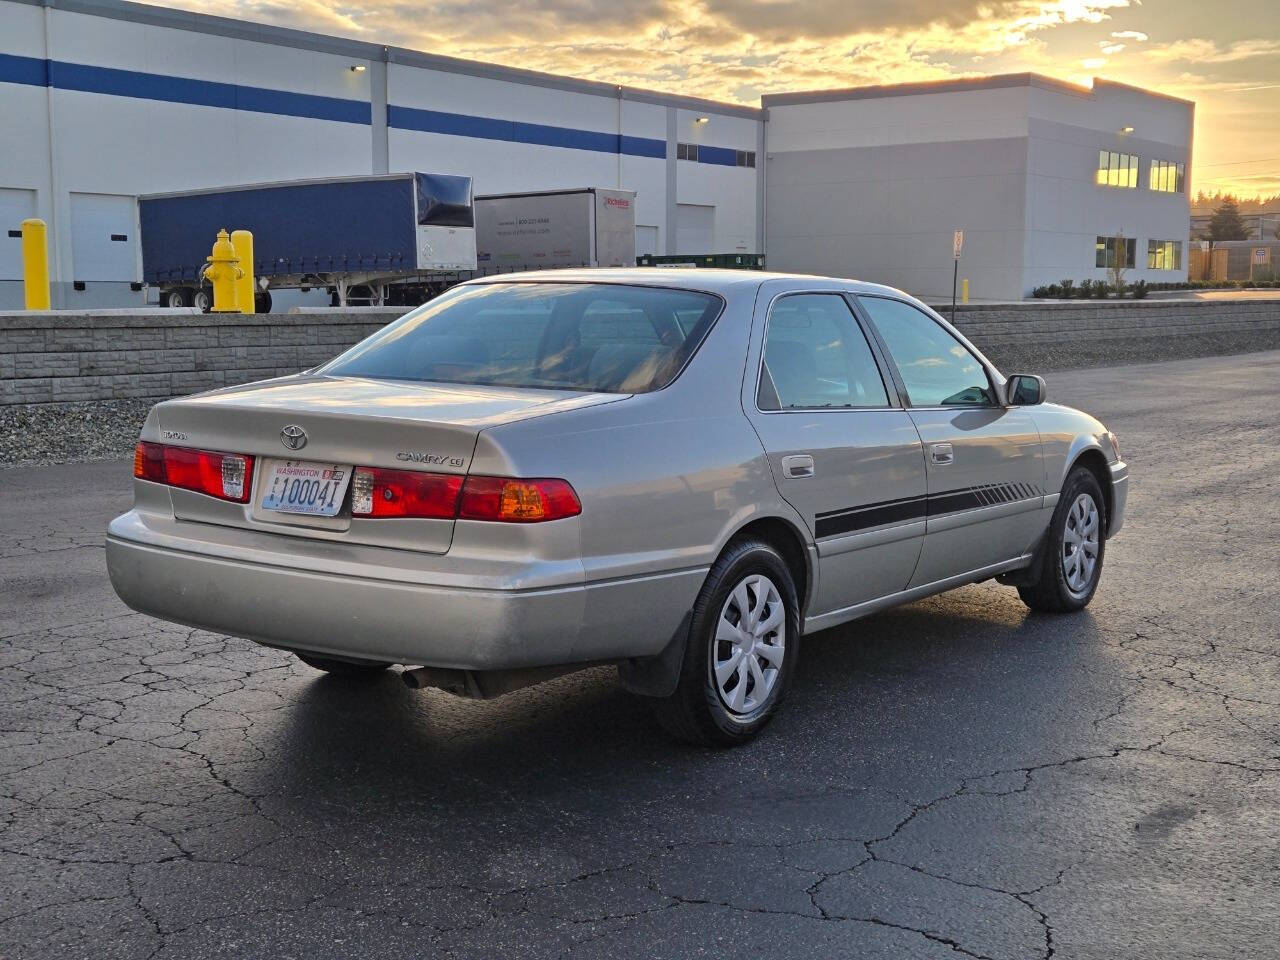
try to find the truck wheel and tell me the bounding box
[192,287,213,313]
[254,290,272,313]
[295,652,391,676]
[649,538,800,746]
[163,288,191,308]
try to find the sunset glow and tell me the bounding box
[153,0,1278,198]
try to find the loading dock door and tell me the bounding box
[70,192,139,282]
[0,188,37,280]
[676,203,715,253]
[635,225,658,258]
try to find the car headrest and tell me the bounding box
[588,342,666,392]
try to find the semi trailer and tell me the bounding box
[139,179,638,310]
[474,188,636,273]
[139,172,477,310]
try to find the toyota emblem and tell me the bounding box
[280,425,307,451]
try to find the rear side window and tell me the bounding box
[858,297,993,407]
[758,294,890,410]
[320,282,722,394]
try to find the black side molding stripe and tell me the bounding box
[815,482,1044,540]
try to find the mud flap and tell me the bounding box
[616,611,692,698]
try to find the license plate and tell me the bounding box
[259,459,351,517]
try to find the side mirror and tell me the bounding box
[1005,374,1047,406]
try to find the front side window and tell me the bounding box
[320,282,722,393]
[858,297,993,407]
[757,294,890,410]
[1147,239,1183,270]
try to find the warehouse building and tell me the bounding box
[764,74,1194,300]
[0,0,1191,307]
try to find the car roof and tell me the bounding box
[463,267,909,298]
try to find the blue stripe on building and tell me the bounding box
[0,53,50,87]
[0,54,746,164]
[387,104,669,160]
[2,53,370,125]
[698,145,739,167]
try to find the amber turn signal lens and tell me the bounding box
[458,477,581,522]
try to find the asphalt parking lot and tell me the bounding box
[3,350,1279,960]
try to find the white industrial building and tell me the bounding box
[764,75,1194,300]
[1,0,1191,307]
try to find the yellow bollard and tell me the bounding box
[21,219,51,310]
[204,229,242,313]
[230,229,255,315]
[961,277,969,304]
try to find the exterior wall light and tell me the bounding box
[350,64,367,73]
[695,117,710,124]
[1120,126,1134,134]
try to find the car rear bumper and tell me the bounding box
[1108,460,1128,537]
[106,511,704,671]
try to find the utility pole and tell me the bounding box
[951,230,964,320]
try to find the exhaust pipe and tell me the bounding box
[401,666,478,696]
[401,663,589,699]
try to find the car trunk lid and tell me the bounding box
[152,375,617,553]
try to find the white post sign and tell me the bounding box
[953,230,964,260]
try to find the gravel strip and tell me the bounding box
[4,332,1279,467]
[1,399,152,467]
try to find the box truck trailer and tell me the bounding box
[474,188,636,274]
[138,172,476,310]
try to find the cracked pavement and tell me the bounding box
[2,350,1279,959]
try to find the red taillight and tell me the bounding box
[133,441,166,483]
[458,476,582,523]
[133,442,253,503]
[351,467,463,519]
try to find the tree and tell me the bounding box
[1108,230,1130,295]
[1208,197,1248,241]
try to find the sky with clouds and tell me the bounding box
[156,0,1279,198]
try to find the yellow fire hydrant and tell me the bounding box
[203,229,243,313]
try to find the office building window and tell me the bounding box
[1147,239,1183,270]
[1096,235,1137,268]
[1096,150,1139,188]
[1149,159,1186,193]
[735,150,756,168]
[676,142,699,162]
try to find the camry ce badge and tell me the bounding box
[280,424,307,451]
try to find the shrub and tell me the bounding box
[1060,279,1075,298]
[1078,279,1093,299]
[1093,280,1110,298]
[1131,279,1148,299]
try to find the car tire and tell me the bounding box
[1018,466,1107,613]
[295,652,392,676]
[650,538,800,746]
[254,290,272,313]
[163,287,191,309]
[192,287,213,313]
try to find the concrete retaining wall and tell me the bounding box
[3,299,1280,406]
[0,310,401,405]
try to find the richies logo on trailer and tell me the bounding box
[604,197,631,209]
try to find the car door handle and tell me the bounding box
[930,443,954,465]
[781,455,815,479]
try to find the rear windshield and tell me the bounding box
[319,282,724,393]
